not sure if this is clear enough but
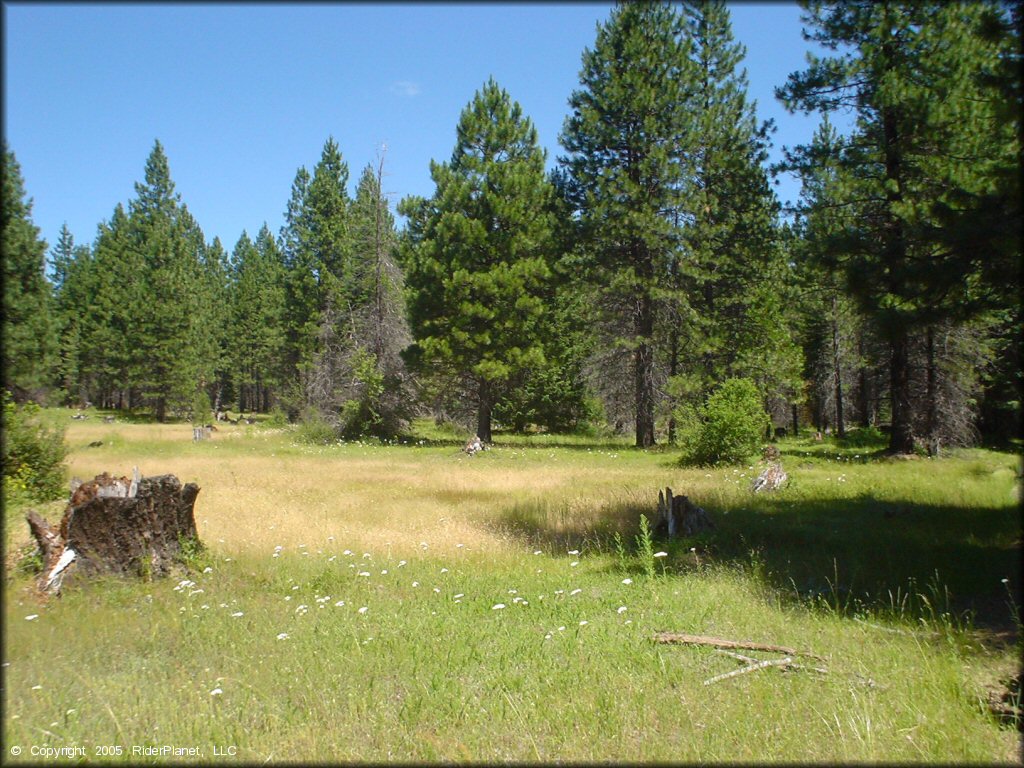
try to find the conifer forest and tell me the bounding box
[4,1,1020,454]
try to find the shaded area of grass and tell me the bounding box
[487,441,1022,634]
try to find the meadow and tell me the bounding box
[3,412,1021,763]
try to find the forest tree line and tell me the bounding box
[3,1,1020,455]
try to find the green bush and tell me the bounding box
[688,378,770,466]
[295,408,339,445]
[838,425,887,448]
[2,393,68,500]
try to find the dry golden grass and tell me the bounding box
[49,420,679,559]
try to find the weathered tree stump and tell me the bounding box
[655,487,714,539]
[26,469,201,593]
[463,435,488,456]
[751,462,787,493]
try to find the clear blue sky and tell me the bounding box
[4,2,845,256]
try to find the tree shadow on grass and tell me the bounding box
[490,490,1022,635]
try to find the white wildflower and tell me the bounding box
[276,633,289,641]
[492,603,506,610]
[25,614,38,621]
[617,606,627,614]
[653,552,667,558]
[622,578,633,585]
[358,606,368,614]
[570,588,582,595]
[210,687,223,696]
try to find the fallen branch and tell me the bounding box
[715,649,759,665]
[653,632,825,662]
[852,616,940,638]
[703,656,794,686]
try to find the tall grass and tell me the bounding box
[2,414,1020,762]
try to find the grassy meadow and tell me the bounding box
[3,411,1022,763]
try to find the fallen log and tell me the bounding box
[652,631,825,661]
[26,469,201,593]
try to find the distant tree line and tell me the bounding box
[3,0,1019,454]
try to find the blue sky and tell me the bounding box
[4,2,845,256]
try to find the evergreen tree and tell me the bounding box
[229,226,287,413]
[560,1,693,447]
[79,204,142,409]
[777,0,1020,453]
[672,0,800,418]
[401,78,558,442]
[2,145,57,399]
[49,224,92,404]
[128,140,195,422]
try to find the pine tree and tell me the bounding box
[2,145,57,399]
[79,204,142,409]
[49,224,92,404]
[672,0,800,416]
[559,1,693,447]
[229,226,287,413]
[401,78,558,442]
[279,165,315,409]
[128,140,196,422]
[777,0,1020,453]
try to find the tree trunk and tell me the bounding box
[27,471,201,593]
[635,294,656,448]
[667,328,679,445]
[791,403,799,437]
[888,330,915,454]
[925,325,939,456]
[477,379,493,443]
[831,294,846,438]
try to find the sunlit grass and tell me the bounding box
[2,414,1020,762]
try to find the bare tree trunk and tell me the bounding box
[925,325,939,456]
[667,327,679,445]
[791,403,799,437]
[477,379,493,443]
[831,294,846,438]
[889,330,915,454]
[858,328,872,428]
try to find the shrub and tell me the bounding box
[295,408,339,445]
[689,378,770,466]
[2,393,68,500]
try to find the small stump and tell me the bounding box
[26,469,201,594]
[751,462,787,493]
[655,487,714,539]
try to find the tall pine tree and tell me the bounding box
[401,78,557,442]
[2,145,57,400]
[560,1,693,447]
[777,0,1020,453]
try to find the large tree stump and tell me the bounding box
[655,487,714,539]
[26,470,201,593]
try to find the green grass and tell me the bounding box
[3,415,1020,762]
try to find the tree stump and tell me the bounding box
[751,462,787,493]
[656,487,714,539]
[26,469,201,593]
[463,436,488,456]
